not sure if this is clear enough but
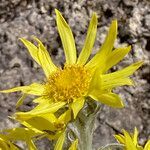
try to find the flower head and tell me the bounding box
[44,64,91,103]
[0,9,143,119]
[114,128,150,150]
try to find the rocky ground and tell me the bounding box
[0,0,150,149]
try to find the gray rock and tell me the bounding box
[0,0,149,149]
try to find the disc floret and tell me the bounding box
[44,65,92,103]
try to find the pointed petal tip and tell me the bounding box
[55,8,68,28]
[127,45,132,50]
[92,13,98,24]
[134,127,138,136]
[92,12,97,18]
[93,12,97,16]
[55,8,76,64]
[120,101,125,108]
[55,8,59,14]
[125,45,132,53]
[134,61,144,69]
[134,127,138,132]
[19,36,38,42]
[19,37,23,41]
[31,35,38,40]
[111,19,118,33]
[55,9,61,17]
[115,99,125,108]
[0,89,15,93]
[19,38,27,43]
[122,129,126,134]
[8,115,15,120]
[32,36,42,44]
[138,60,144,65]
[77,12,97,65]
[112,19,118,25]
[114,134,120,139]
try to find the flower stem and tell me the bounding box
[77,115,94,150]
[69,99,100,150]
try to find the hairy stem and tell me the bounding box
[69,99,100,150]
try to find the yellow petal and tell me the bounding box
[23,113,68,137]
[47,131,64,141]
[54,132,65,150]
[101,76,134,90]
[89,69,133,93]
[114,134,125,144]
[89,92,124,108]
[71,97,85,119]
[33,36,57,78]
[0,83,45,96]
[77,13,97,65]
[133,127,138,146]
[20,38,40,65]
[123,130,137,150]
[55,9,76,64]
[137,146,144,150]
[38,113,57,123]
[103,46,131,72]
[0,136,8,150]
[27,140,37,150]
[58,110,71,124]
[106,61,143,79]
[144,140,150,150]
[69,139,78,150]
[0,134,19,150]
[4,128,39,141]
[20,37,57,78]
[23,116,56,131]
[15,101,66,121]
[4,127,40,150]
[86,20,117,70]
[33,97,51,104]
[89,69,102,92]
[22,112,69,139]
[100,61,143,90]
[99,20,118,55]
[16,93,27,108]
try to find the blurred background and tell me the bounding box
[0,0,150,149]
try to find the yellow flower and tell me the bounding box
[115,128,150,150]
[0,9,143,119]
